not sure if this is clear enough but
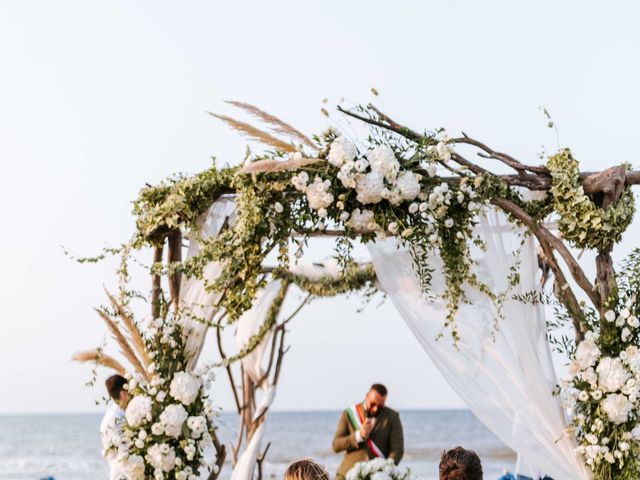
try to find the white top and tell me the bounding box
[100,402,125,480]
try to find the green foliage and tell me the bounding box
[548,149,635,251]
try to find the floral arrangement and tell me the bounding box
[75,100,640,479]
[345,458,414,480]
[107,310,218,480]
[561,249,640,480]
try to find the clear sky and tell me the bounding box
[2,0,640,414]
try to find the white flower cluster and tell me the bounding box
[292,137,435,230]
[291,171,333,218]
[346,458,413,480]
[170,372,202,406]
[159,404,188,438]
[126,395,153,428]
[562,298,640,471]
[115,312,217,480]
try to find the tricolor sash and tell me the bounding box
[345,403,384,458]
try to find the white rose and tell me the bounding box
[187,416,207,439]
[604,310,616,322]
[147,443,176,472]
[151,422,164,436]
[444,218,454,228]
[305,176,335,210]
[274,202,284,213]
[388,222,399,235]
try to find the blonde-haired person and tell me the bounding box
[284,459,330,480]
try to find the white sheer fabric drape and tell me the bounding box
[179,196,236,371]
[231,280,283,480]
[368,208,591,480]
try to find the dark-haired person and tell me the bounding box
[284,459,330,480]
[100,374,130,480]
[439,446,483,480]
[332,384,404,479]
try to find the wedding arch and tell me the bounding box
[73,98,640,480]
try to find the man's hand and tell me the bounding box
[359,418,374,439]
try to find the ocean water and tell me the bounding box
[0,410,515,480]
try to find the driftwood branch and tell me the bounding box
[207,427,227,480]
[256,442,272,480]
[492,198,600,309]
[216,325,242,414]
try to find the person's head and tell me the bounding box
[364,383,388,417]
[439,447,483,480]
[284,459,329,480]
[105,374,129,408]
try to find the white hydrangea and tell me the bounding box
[597,357,630,393]
[305,176,334,210]
[170,372,201,406]
[187,415,207,439]
[159,404,188,438]
[396,171,421,201]
[291,171,309,191]
[436,141,451,161]
[371,472,392,480]
[367,145,399,181]
[349,208,376,231]
[328,136,357,167]
[118,454,145,480]
[355,171,384,204]
[125,395,153,428]
[602,393,633,424]
[574,335,601,370]
[147,443,176,472]
[625,346,640,373]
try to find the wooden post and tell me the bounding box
[151,244,164,319]
[167,231,183,309]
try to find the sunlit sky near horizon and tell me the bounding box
[2,0,640,414]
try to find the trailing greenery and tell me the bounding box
[276,263,377,297]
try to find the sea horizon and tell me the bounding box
[0,409,514,480]
[0,407,473,416]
